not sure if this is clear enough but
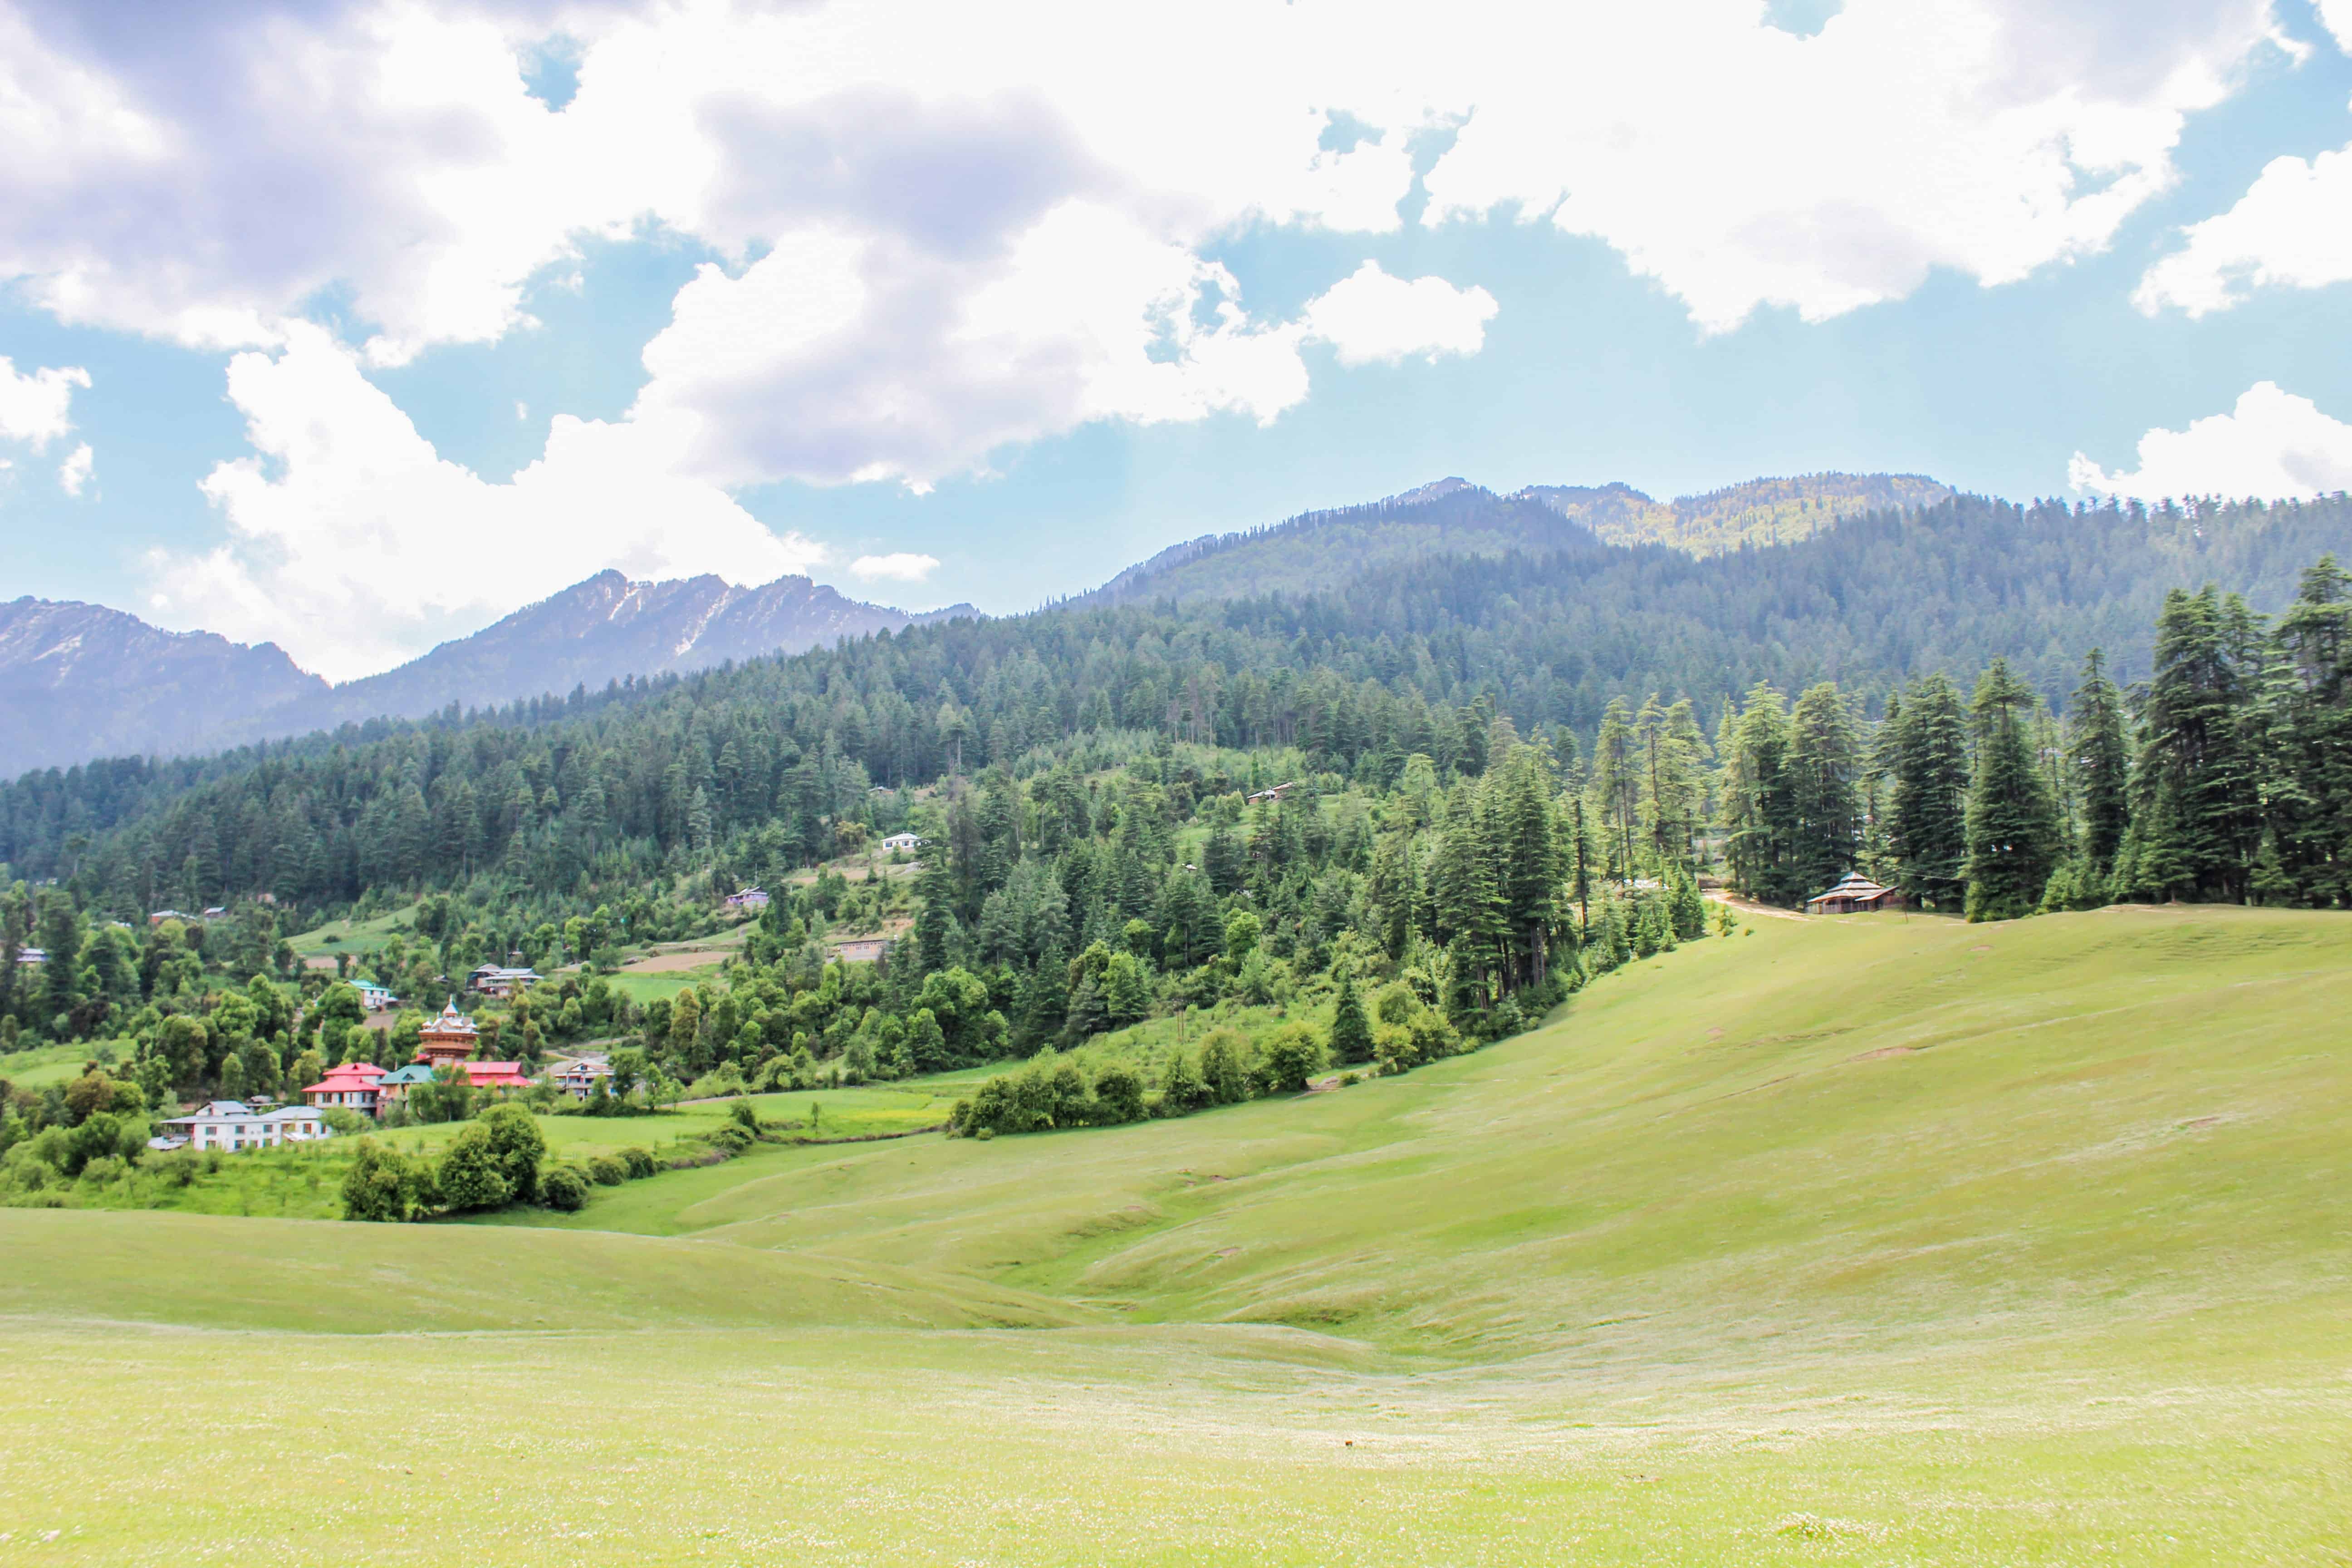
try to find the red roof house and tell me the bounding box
[461,1061,531,1090]
[303,1060,387,1113]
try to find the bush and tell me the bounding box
[587,1154,627,1186]
[1197,1029,1254,1105]
[436,1124,514,1212]
[478,1103,546,1202]
[706,1122,755,1154]
[539,1165,590,1211]
[343,1137,434,1221]
[1256,1024,1326,1095]
[618,1146,657,1180]
[1092,1062,1146,1124]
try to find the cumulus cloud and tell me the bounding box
[4,0,2284,388]
[0,356,88,448]
[1300,261,1498,367]
[148,323,822,681]
[57,442,93,496]
[849,552,941,583]
[2068,382,2352,501]
[2136,144,2352,316]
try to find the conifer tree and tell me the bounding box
[1963,659,2060,921]
[2065,648,2132,873]
[1786,682,1865,899]
[2128,587,2261,901]
[1888,672,1970,910]
[1588,696,1642,877]
[1329,976,1373,1065]
[1719,685,1798,904]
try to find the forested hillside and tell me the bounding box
[4,491,2348,915]
[0,540,2345,1154]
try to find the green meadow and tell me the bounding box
[4,905,2348,1563]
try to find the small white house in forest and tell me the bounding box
[880,833,922,853]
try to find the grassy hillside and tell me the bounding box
[3,906,2347,1563]
[1520,472,1952,555]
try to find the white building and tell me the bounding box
[548,1055,614,1099]
[154,1102,333,1153]
[879,833,922,853]
[353,980,397,1011]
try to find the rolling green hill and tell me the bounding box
[3,906,2346,1563]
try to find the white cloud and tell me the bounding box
[0,357,88,448]
[57,442,93,496]
[2068,382,2352,501]
[2136,143,2352,316]
[849,552,941,583]
[147,323,822,681]
[1,0,2283,448]
[1300,261,1498,367]
[2317,0,2352,54]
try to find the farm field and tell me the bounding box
[3,905,2348,1563]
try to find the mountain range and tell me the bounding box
[0,573,974,778]
[1,470,1940,778]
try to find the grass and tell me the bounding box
[3,905,2348,1562]
[0,1040,121,1090]
[601,964,722,1004]
[286,904,419,959]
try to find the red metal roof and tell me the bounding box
[461,1062,531,1088]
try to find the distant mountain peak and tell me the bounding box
[0,569,982,777]
[1380,476,1483,508]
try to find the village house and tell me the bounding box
[147,910,192,926]
[724,886,771,911]
[831,937,894,965]
[1804,871,1908,915]
[462,1061,532,1091]
[353,980,397,1012]
[372,1063,437,1108]
[158,1101,332,1152]
[466,965,540,999]
[303,1061,385,1114]
[548,1055,613,1098]
[1245,782,1300,805]
[13,947,43,967]
[878,832,922,853]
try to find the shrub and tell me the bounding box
[1197,1029,1254,1105]
[1092,1062,1146,1124]
[588,1154,627,1186]
[618,1146,657,1180]
[539,1165,590,1211]
[343,1137,432,1222]
[436,1125,514,1212]
[1256,1024,1326,1095]
[728,1100,761,1135]
[706,1122,755,1154]
[478,1103,546,1202]
[1156,1048,1210,1115]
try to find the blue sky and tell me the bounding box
[4,0,2352,680]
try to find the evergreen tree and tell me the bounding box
[2065,648,2132,875]
[1786,682,1865,899]
[1888,672,1970,911]
[2128,587,2261,901]
[1719,685,1798,904]
[1329,976,1373,1065]
[1963,659,2061,921]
